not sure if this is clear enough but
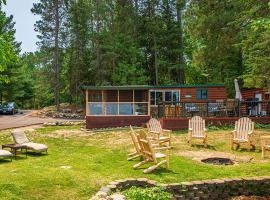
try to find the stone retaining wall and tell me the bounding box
[91,176,270,200]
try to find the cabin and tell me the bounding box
[82,84,227,129]
[241,88,270,102]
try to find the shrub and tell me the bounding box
[122,186,172,200]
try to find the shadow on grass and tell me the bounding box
[0,159,12,163]
[26,152,48,157]
[191,144,217,151]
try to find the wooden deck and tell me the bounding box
[160,116,270,130]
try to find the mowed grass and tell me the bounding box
[0,126,270,199]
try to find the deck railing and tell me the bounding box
[157,100,270,118]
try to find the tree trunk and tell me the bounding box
[54,0,60,111]
[154,37,159,85]
[176,0,185,84]
[96,0,102,85]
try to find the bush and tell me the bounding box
[122,186,172,200]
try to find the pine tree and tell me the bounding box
[32,0,66,110]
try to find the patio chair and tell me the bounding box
[147,118,171,147]
[225,99,237,117]
[261,135,270,159]
[0,149,13,161]
[231,117,255,150]
[188,116,207,147]
[133,130,169,173]
[11,130,48,153]
[128,126,142,161]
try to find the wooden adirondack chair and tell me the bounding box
[231,117,255,150]
[133,130,169,173]
[128,126,142,161]
[188,116,207,147]
[147,118,171,146]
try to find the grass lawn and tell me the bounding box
[0,126,270,199]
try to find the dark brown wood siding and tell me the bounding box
[151,86,227,102]
[86,116,150,129]
[241,88,269,101]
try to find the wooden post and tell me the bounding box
[206,102,209,117]
[117,90,120,115]
[86,90,89,115]
[133,90,135,115]
[148,90,151,116]
[102,90,104,115]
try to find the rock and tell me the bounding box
[109,194,125,200]
[96,191,108,198]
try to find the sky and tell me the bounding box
[3,0,40,53]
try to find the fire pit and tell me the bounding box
[201,157,234,165]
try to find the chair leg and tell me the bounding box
[143,160,167,173]
[165,154,169,169]
[231,141,234,150]
[133,160,148,169]
[128,154,140,161]
[204,137,207,148]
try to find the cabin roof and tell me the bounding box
[81,84,225,90]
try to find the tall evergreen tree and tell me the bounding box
[32,0,66,110]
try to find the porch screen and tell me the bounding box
[87,89,149,116]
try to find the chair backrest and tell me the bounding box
[189,116,205,136]
[138,131,156,162]
[226,99,236,111]
[11,130,29,144]
[147,118,162,134]
[234,117,254,140]
[129,126,141,153]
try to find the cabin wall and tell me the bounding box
[242,89,269,101]
[150,86,227,102]
[86,116,150,129]
[180,87,227,102]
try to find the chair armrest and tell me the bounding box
[153,147,170,151]
[231,130,236,134]
[189,128,193,131]
[248,131,254,136]
[149,130,160,134]
[163,129,172,133]
[204,128,208,132]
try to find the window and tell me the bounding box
[173,91,180,102]
[134,103,148,115]
[150,91,163,105]
[165,91,172,102]
[196,89,208,99]
[150,92,156,105]
[150,90,180,105]
[156,91,163,104]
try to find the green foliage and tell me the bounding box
[122,186,172,200]
[0,11,19,83]
[184,0,270,93]
[208,125,234,131]
[255,123,270,129]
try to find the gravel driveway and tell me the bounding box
[0,110,81,130]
